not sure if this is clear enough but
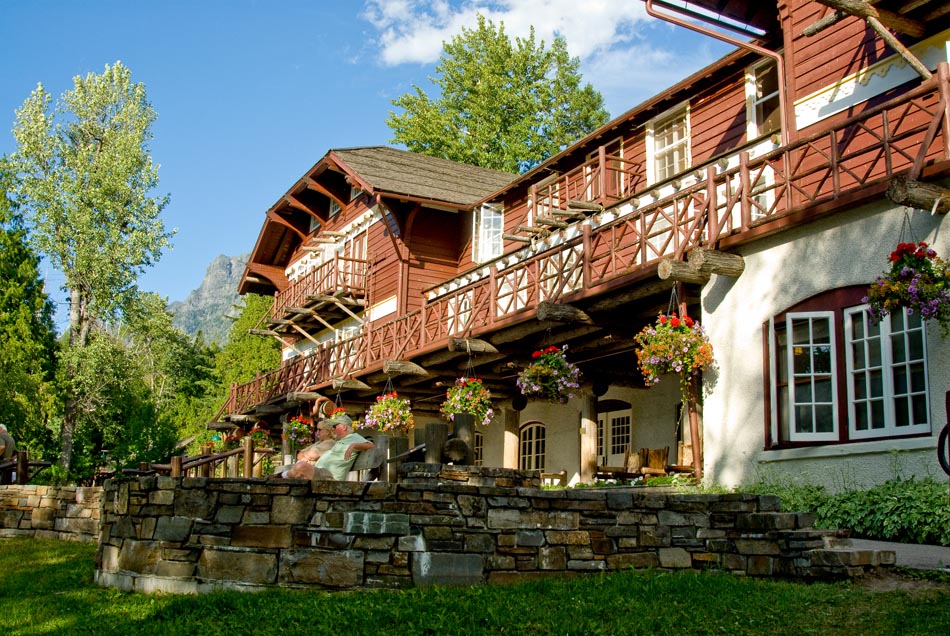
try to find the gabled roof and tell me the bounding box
[329,146,516,206]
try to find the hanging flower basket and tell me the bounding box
[285,415,313,451]
[248,424,271,448]
[634,313,714,396]
[364,391,414,434]
[441,377,494,427]
[864,241,950,335]
[516,345,582,404]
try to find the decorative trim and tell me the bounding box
[795,30,950,130]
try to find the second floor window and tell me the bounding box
[474,203,504,263]
[767,287,930,448]
[747,59,780,139]
[648,104,690,183]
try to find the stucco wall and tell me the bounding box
[701,201,948,490]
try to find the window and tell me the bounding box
[519,422,546,471]
[767,287,930,447]
[473,430,483,466]
[647,104,690,184]
[746,59,780,139]
[328,199,341,217]
[474,203,504,263]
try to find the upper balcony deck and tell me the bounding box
[222,64,950,418]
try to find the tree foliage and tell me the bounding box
[387,15,609,173]
[215,293,281,391]
[9,61,173,471]
[0,158,58,455]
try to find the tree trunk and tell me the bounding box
[60,287,92,473]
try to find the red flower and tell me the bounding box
[670,317,681,328]
[545,345,558,354]
[684,316,694,327]
[659,315,667,324]
[532,350,542,359]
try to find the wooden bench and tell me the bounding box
[347,433,389,482]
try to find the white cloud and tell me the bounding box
[360,0,734,117]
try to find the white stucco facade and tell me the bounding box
[701,201,949,491]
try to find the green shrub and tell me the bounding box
[738,477,950,547]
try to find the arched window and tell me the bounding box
[519,422,546,471]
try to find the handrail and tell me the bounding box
[223,68,950,416]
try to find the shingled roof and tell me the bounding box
[329,146,516,207]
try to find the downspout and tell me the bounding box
[645,0,789,146]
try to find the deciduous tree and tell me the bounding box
[10,62,173,472]
[387,14,609,173]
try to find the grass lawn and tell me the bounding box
[2,537,948,635]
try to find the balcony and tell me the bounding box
[270,254,369,330]
[223,64,950,419]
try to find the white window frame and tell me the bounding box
[519,422,546,471]
[646,102,690,185]
[745,58,780,140]
[775,311,839,443]
[473,203,504,264]
[844,307,930,440]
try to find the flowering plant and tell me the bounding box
[516,345,582,403]
[248,424,271,448]
[634,313,714,395]
[220,433,241,451]
[864,241,950,335]
[364,392,414,433]
[441,377,494,427]
[285,415,313,449]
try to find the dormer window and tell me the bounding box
[747,59,780,139]
[474,203,504,263]
[647,103,690,184]
[329,199,341,217]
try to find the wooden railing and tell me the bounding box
[273,255,369,319]
[0,451,52,485]
[223,65,950,416]
[139,438,277,478]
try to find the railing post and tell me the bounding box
[706,164,719,246]
[582,224,592,291]
[243,436,255,478]
[938,62,950,163]
[15,451,28,484]
[170,455,182,478]
[739,151,752,231]
[489,265,499,325]
[598,144,607,201]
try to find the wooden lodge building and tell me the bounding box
[223,0,950,489]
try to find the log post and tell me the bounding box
[688,248,746,278]
[243,436,255,478]
[537,301,593,324]
[170,455,183,478]
[383,360,429,377]
[15,451,29,485]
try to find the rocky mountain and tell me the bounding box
[169,253,249,346]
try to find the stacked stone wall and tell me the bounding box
[0,485,102,542]
[91,464,893,595]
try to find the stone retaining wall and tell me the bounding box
[0,485,102,542]
[93,464,893,594]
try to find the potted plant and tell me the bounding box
[516,345,582,403]
[864,240,950,335]
[634,313,714,398]
[440,377,494,427]
[364,391,414,434]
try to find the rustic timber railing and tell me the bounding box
[223,65,950,416]
[136,438,277,479]
[272,255,368,319]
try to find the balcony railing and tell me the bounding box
[224,64,950,417]
[272,255,368,319]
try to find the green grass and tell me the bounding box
[2,537,948,636]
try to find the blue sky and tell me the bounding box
[0,1,730,327]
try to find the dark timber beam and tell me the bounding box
[811,0,925,37]
[448,338,498,354]
[383,360,429,377]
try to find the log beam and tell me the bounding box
[332,378,373,392]
[812,0,925,37]
[448,338,499,354]
[383,360,429,377]
[687,248,746,278]
[886,175,950,214]
[657,258,710,285]
[537,301,593,324]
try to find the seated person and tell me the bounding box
[278,418,335,479]
[0,424,16,461]
[312,415,374,481]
